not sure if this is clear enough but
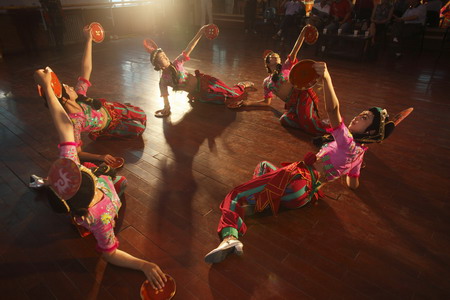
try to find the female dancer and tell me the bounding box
[204,61,397,264]
[242,24,329,136]
[34,67,166,289]
[41,25,147,165]
[148,25,255,117]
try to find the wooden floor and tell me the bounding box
[1,27,449,300]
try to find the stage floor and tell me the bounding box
[0,27,449,299]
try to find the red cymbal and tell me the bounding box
[140,274,176,300]
[289,59,320,90]
[38,71,63,99]
[107,157,125,169]
[304,25,319,45]
[204,24,219,40]
[89,22,105,43]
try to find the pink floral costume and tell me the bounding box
[159,52,248,108]
[216,121,366,239]
[69,77,146,143]
[59,144,127,252]
[263,56,328,136]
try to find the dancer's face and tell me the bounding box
[62,84,78,101]
[265,53,281,71]
[155,51,170,70]
[348,110,375,134]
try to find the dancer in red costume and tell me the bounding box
[243,25,329,136]
[205,61,401,264]
[33,67,166,290]
[146,25,255,117]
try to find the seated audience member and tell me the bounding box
[352,0,375,31]
[273,0,306,41]
[325,0,353,33]
[309,0,332,29]
[392,0,427,57]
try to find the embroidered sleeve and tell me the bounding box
[75,77,92,97]
[90,219,120,253]
[327,121,353,149]
[284,55,298,71]
[59,144,80,165]
[173,52,190,68]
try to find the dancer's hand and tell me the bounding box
[142,262,167,290]
[300,24,311,38]
[154,106,171,117]
[101,154,116,165]
[312,62,330,80]
[83,25,93,41]
[33,67,53,87]
[200,24,211,32]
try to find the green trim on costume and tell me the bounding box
[230,185,266,212]
[221,227,239,239]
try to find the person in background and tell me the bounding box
[244,0,259,33]
[308,0,332,30]
[325,0,353,33]
[40,0,65,50]
[273,0,306,41]
[391,0,427,57]
[369,0,394,45]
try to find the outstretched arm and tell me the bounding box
[183,24,209,56]
[80,25,93,80]
[77,148,117,165]
[243,97,272,107]
[312,62,342,128]
[103,249,167,290]
[34,68,75,143]
[288,24,308,59]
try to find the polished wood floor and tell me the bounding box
[0,27,449,299]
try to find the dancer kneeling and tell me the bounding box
[146,25,255,117]
[39,25,146,165]
[205,62,398,264]
[34,67,164,289]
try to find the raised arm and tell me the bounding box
[34,68,75,143]
[80,25,93,80]
[183,24,209,57]
[288,24,308,59]
[312,62,342,128]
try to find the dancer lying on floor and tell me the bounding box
[39,25,146,165]
[205,61,398,264]
[33,67,164,289]
[147,24,255,117]
[243,24,329,136]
